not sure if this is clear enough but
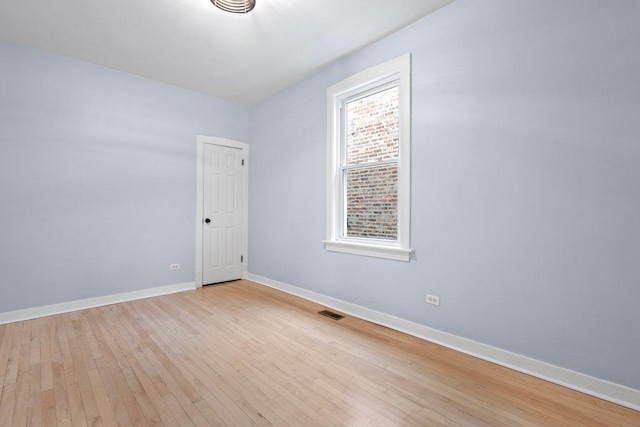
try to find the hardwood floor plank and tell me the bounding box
[12,340,32,427]
[108,304,208,426]
[97,311,176,426]
[0,325,6,354]
[66,383,87,427]
[194,399,226,426]
[4,322,23,386]
[162,392,196,427]
[75,369,100,427]
[120,366,163,426]
[51,349,72,426]
[94,352,134,426]
[28,319,41,367]
[61,314,99,427]
[87,368,119,427]
[39,318,53,392]
[0,383,17,426]
[40,388,56,427]
[0,323,16,389]
[61,335,88,427]
[87,308,147,426]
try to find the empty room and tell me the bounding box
[1,0,639,425]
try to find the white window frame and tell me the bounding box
[324,54,413,262]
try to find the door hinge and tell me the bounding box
[242,159,245,166]
[241,255,244,263]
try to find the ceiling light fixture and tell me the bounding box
[211,0,255,14]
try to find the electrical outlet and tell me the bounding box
[170,264,180,270]
[426,294,440,306]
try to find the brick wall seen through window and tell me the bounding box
[345,87,399,240]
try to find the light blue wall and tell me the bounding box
[0,41,248,312]
[248,0,640,389]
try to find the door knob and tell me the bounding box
[205,218,211,223]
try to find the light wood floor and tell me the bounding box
[0,280,637,426]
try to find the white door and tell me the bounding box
[203,144,244,285]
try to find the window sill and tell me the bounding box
[323,240,414,262]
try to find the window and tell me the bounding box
[324,54,413,261]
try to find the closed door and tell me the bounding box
[203,144,243,285]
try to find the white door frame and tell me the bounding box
[196,135,249,288]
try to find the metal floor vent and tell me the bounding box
[318,310,345,320]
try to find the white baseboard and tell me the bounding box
[0,281,196,325]
[246,273,640,412]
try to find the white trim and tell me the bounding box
[196,135,249,287]
[325,54,413,261]
[323,240,413,261]
[245,273,640,412]
[0,282,196,325]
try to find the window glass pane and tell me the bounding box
[345,164,398,240]
[346,86,399,166]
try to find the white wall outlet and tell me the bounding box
[170,264,180,270]
[426,294,440,306]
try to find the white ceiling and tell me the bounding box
[0,0,453,105]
